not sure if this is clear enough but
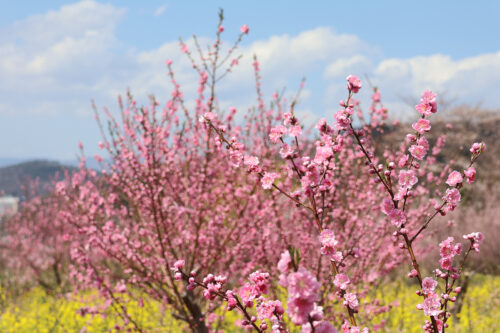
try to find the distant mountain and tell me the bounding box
[0,158,32,168]
[0,160,77,198]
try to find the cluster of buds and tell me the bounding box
[202,274,227,300]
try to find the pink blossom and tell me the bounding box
[346,75,362,93]
[406,134,417,143]
[302,321,338,333]
[331,251,344,262]
[446,170,463,187]
[244,155,260,168]
[334,273,350,290]
[239,283,258,307]
[415,102,432,116]
[417,136,429,150]
[309,304,324,321]
[277,250,292,273]
[280,143,294,159]
[470,142,485,155]
[412,119,431,134]
[269,126,287,143]
[287,268,320,325]
[463,232,484,252]
[226,290,237,310]
[287,268,320,303]
[416,90,438,115]
[256,300,276,320]
[173,259,185,270]
[343,292,359,310]
[381,197,394,215]
[422,277,437,294]
[388,208,406,227]
[240,24,249,34]
[417,292,441,316]
[334,108,352,130]
[288,297,314,325]
[316,118,333,134]
[421,90,437,104]
[289,125,302,137]
[439,257,452,270]
[261,172,279,189]
[319,229,339,258]
[409,144,427,160]
[283,112,293,125]
[398,154,409,168]
[399,169,418,189]
[439,237,458,259]
[408,269,418,278]
[114,280,127,293]
[341,322,369,333]
[444,188,461,211]
[464,167,476,184]
[314,145,333,165]
[372,91,381,102]
[218,26,225,33]
[203,112,217,121]
[249,270,269,295]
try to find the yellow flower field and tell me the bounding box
[0,274,498,332]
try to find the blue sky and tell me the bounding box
[1,0,500,161]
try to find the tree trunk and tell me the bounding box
[182,293,208,333]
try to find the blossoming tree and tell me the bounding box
[2,10,486,333]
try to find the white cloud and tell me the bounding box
[1,1,499,159]
[0,0,126,116]
[246,27,375,73]
[2,2,500,120]
[154,4,168,17]
[372,51,500,108]
[324,55,372,78]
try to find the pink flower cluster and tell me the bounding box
[334,107,354,130]
[346,75,362,93]
[341,322,369,333]
[261,172,280,190]
[406,91,439,161]
[319,229,343,262]
[333,273,350,290]
[286,267,320,325]
[399,169,418,189]
[415,90,437,116]
[421,277,438,294]
[470,142,485,156]
[445,170,463,187]
[301,305,337,333]
[256,299,284,321]
[438,237,462,272]
[443,188,461,211]
[463,232,484,252]
[269,125,287,143]
[380,198,406,227]
[202,274,227,300]
[416,292,441,317]
[240,271,270,307]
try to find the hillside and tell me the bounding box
[0,160,76,198]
